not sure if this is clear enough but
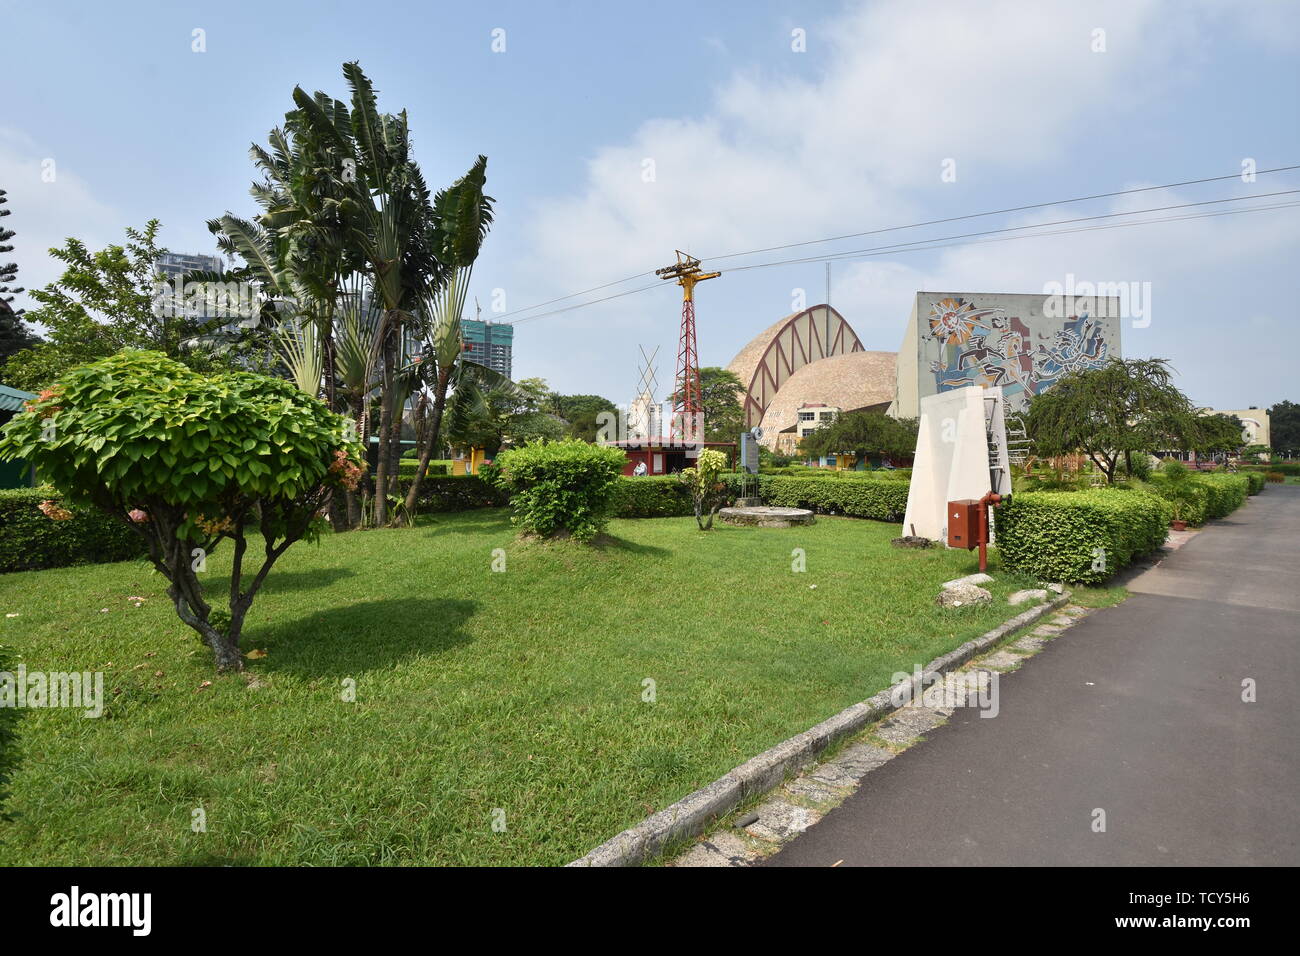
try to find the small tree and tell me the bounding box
[1026,358,1197,484]
[493,439,626,542]
[678,448,729,529]
[0,350,363,672]
[799,410,918,463]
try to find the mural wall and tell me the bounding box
[913,292,1122,415]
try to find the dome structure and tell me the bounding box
[725,305,897,448]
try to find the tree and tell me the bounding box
[1026,357,1197,484]
[670,367,745,442]
[678,448,729,530]
[0,188,43,363]
[0,351,363,672]
[546,392,618,442]
[1192,413,1244,457]
[1,221,233,391]
[400,155,499,520]
[1270,400,1300,458]
[799,410,918,462]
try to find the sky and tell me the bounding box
[3,0,1298,410]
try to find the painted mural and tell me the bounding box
[922,296,1112,412]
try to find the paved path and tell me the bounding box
[767,485,1300,866]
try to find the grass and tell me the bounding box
[0,510,1118,866]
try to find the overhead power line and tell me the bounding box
[492,164,1299,321]
[505,195,1299,325]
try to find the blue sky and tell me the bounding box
[4,0,1298,409]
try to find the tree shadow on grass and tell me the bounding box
[415,509,514,537]
[249,598,478,679]
[258,566,356,594]
[587,534,671,557]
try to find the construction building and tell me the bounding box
[462,318,514,378]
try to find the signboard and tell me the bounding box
[739,432,760,474]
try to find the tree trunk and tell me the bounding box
[400,364,453,522]
[373,314,397,526]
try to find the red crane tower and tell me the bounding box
[656,250,720,442]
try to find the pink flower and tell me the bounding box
[128,509,150,523]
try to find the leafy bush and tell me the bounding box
[0,488,146,573]
[678,448,729,530]
[0,350,362,671]
[994,489,1171,584]
[612,476,694,517]
[763,475,910,520]
[1148,478,1208,525]
[493,440,627,541]
[1265,471,1285,483]
[399,475,508,512]
[1243,470,1266,494]
[1191,472,1249,518]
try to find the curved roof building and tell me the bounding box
[726,304,897,448]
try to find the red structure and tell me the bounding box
[656,251,720,440]
[605,438,737,476]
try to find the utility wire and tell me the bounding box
[493,164,1299,321]
[506,196,1299,324]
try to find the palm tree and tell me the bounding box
[400,156,496,520]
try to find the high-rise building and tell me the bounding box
[462,318,513,378]
[156,251,224,280]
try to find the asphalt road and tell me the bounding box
[766,484,1300,866]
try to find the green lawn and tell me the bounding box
[0,510,1112,865]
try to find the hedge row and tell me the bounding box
[762,475,910,520]
[1244,470,1266,495]
[1148,472,1250,523]
[1242,462,1300,476]
[399,475,509,513]
[0,488,146,574]
[610,476,694,517]
[994,488,1172,584]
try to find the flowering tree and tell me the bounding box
[678,448,729,530]
[0,350,363,672]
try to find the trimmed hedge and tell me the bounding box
[0,488,146,574]
[1243,462,1300,476]
[611,476,694,518]
[763,475,910,520]
[1244,470,1265,495]
[400,475,508,513]
[994,489,1172,584]
[1192,473,1249,517]
[397,460,448,479]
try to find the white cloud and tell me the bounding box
[0,127,122,323]
[509,0,1295,407]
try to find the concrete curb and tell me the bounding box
[567,591,1072,867]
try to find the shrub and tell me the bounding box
[399,475,508,512]
[1190,472,1249,518]
[0,488,146,573]
[678,448,729,530]
[397,459,448,479]
[493,439,627,541]
[1244,461,1299,476]
[0,350,362,671]
[994,489,1171,584]
[763,475,910,520]
[1265,471,1285,483]
[1243,470,1266,494]
[612,476,694,518]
